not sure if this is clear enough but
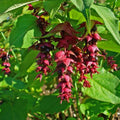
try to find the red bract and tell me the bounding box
[92,33,101,40]
[48,22,78,38]
[107,57,118,71]
[36,74,42,81]
[83,80,91,88]
[111,64,118,71]
[28,4,34,10]
[85,35,92,42]
[84,45,99,53]
[36,66,42,72]
[63,58,74,67]
[61,74,72,82]
[2,62,11,67]
[57,36,77,49]
[55,51,66,62]
[2,67,10,74]
[57,39,69,48]
[67,66,74,73]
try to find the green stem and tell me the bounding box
[11,48,17,59]
[74,81,83,120]
[115,53,120,57]
[87,9,91,34]
[112,0,117,11]
[84,8,91,34]
[100,59,103,67]
[1,31,7,41]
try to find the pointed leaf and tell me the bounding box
[82,68,120,104]
[91,4,120,45]
[34,95,70,114]
[43,0,64,18]
[70,0,94,12]
[0,100,28,120]
[80,98,114,118]
[0,0,38,14]
[98,33,120,53]
[9,14,41,48]
[42,22,77,38]
[18,50,39,77]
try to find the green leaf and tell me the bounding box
[43,0,64,18]
[0,0,39,14]
[17,50,39,77]
[0,90,15,101]
[70,0,94,32]
[69,9,86,23]
[9,14,41,48]
[69,9,103,24]
[27,71,44,89]
[80,98,114,118]
[0,77,26,89]
[34,95,70,114]
[97,33,120,53]
[70,0,94,12]
[0,91,36,120]
[91,4,120,45]
[0,13,12,23]
[5,77,26,89]
[82,68,120,104]
[90,117,104,120]
[0,100,28,120]
[17,91,36,110]
[116,0,120,7]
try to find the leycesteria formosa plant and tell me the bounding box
[0,0,120,120]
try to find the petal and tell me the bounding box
[55,51,66,61]
[63,58,74,67]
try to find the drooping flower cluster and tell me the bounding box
[33,19,104,102]
[55,50,74,103]
[29,9,54,81]
[29,9,117,103]
[0,48,11,74]
[54,22,104,102]
[35,42,54,81]
[79,33,101,87]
